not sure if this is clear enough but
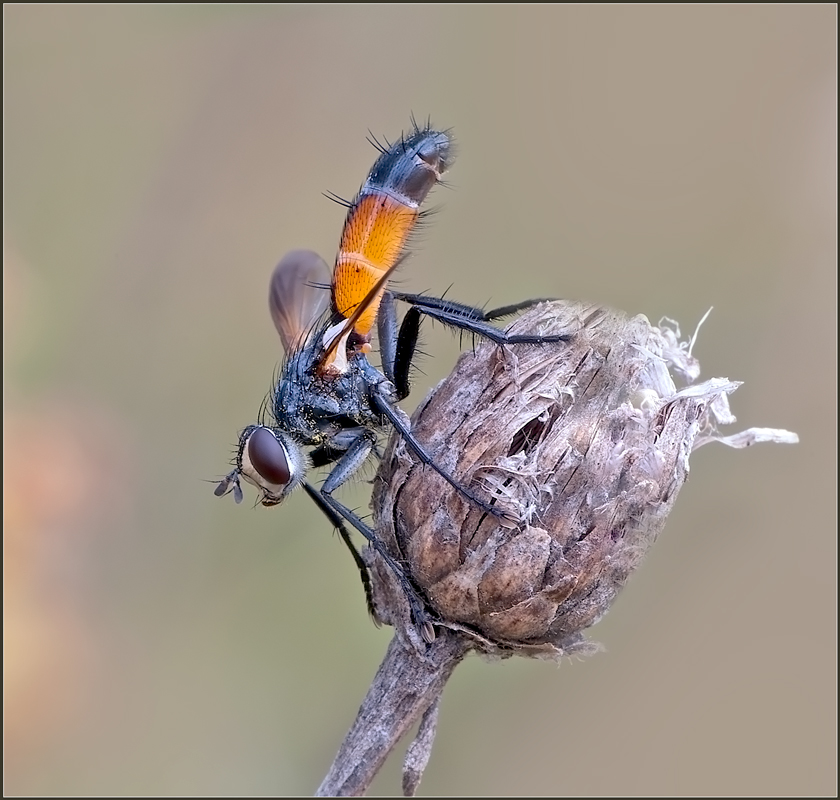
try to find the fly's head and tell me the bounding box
[215,425,307,507]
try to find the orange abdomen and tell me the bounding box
[332,125,452,336]
[333,194,417,335]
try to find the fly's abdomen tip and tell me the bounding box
[332,125,452,334]
[364,129,452,208]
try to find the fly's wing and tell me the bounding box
[268,250,331,352]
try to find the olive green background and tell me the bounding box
[4,5,835,796]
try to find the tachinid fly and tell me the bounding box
[215,121,570,639]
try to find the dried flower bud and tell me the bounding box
[372,301,797,657]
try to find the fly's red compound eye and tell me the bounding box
[247,427,291,486]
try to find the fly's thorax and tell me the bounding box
[271,391,324,449]
[319,355,385,429]
[271,353,383,444]
[237,425,308,507]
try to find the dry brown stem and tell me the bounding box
[315,629,469,797]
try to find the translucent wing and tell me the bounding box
[268,250,331,352]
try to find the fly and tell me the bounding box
[215,121,571,639]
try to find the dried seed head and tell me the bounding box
[372,301,797,657]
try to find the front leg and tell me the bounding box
[318,429,434,640]
[302,481,376,621]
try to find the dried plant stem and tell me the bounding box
[316,630,470,797]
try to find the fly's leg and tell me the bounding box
[376,293,568,518]
[475,297,559,320]
[393,292,558,322]
[317,429,434,640]
[377,290,400,388]
[381,292,571,400]
[391,291,572,346]
[302,482,376,621]
[377,291,420,401]
[372,387,516,524]
[307,441,378,619]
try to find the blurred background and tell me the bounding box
[3,5,835,796]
